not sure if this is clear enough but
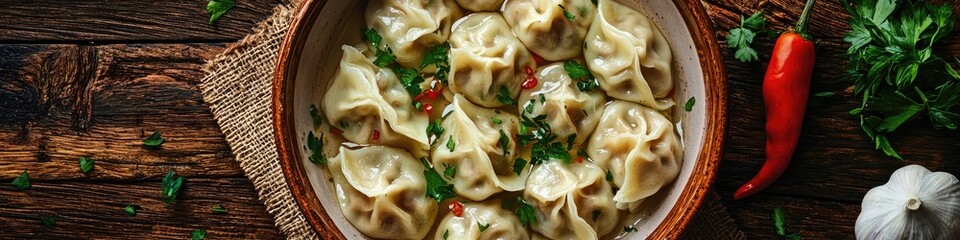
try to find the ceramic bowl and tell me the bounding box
[272,0,726,239]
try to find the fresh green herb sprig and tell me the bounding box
[420,158,457,203]
[161,169,184,205]
[726,11,776,62]
[773,207,801,240]
[143,131,164,148]
[206,0,235,24]
[844,0,959,159]
[78,157,94,174]
[11,171,30,190]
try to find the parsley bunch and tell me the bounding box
[844,0,959,159]
[726,11,776,62]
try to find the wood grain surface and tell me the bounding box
[0,0,957,239]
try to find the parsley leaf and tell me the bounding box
[362,28,382,48]
[605,169,613,182]
[420,42,450,70]
[496,86,516,105]
[41,215,56,229]
[309,104,323,127]
[306,131,327,165]
[446,136,456,152]
[443,164,457,179]
[491,117,503,125]
[772,206,802,239]
[684,97,696,112]
[427,119,445,144]
[393,65,424,96]
[78,157,94,174]
[513,158,527,176]
[206,0,235,24]
[124,204,139,216]
[726,10,772,63]
[211,204,227,214]
[421,158,457,203]
[560,5,575,21]
[11,171,30,190]
[442,229,449,240]
[498,129,511,156]
[374,47,397,67]
[161,169,184,205]
[515,198,536,226]
[478,222,490,232]
[143,131,164,148]
[564,60,599,91]
[192,229,207,240]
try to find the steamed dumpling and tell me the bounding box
[455,0,504,11]
[434,202,530,240]
[366,0,462,68]
[523,161,620,239]
[448,13,536,107]
[322,45,429,154]
[328,145,438,239]
[584,0,674,110]
[586,101,681,210]
[502,0,597,61]
[517,62,606,146]
[431,94,527,201]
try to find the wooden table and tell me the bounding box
[1,0,957,239]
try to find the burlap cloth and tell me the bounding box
[199,1,746,239]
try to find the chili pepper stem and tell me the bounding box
[794,0,816,35]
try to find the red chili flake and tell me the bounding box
[531,53,545,66]
[425,88,440,100]
[372,130,380,141]
[524,65,534,75]
[449,201,464,217]
[521,76,538,90]
[577,156,584,163]
[423,103,433,114]
[331,128,342,136]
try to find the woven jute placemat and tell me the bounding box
[199,1,746,239]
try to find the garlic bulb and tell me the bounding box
[855,164,960,240]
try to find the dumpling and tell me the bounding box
[454,0,504,12]
[431,94,526,201]
[328,145,438,239]
[583,0,674,110]
[517,62,606,147]
[523,161,620,239]
[365,0,462,69]
[502,0,597,61]
[433,202,530,240]
[586,100,681,210]
[322,45,429,154]
[448,13,536,107]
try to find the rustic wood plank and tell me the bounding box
[0,0,282,42]
[717,190,861,239]
[0,178,282,239]
[0,44,245,180]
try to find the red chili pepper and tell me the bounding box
[735,0,816,200]
[331,128,342,136]
[449,201,463,217]
[371,130,380,141]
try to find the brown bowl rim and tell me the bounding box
[271,0,727,239]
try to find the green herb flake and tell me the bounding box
[524,100,535,114]
[539,93,546,103]
[421,158,457,203]
[143,131,164,148]
[623,226,637,232]
[374,47,397,67]
[11,171,30,190]
[499,129,511,156]
[515,198,536,226]
[446,136,456,152]
[512,158,527,176]
[443,164,457,179]
[813,91,835,98]
[496,86,516,105]
[491,117,503,125]
[442,229,449,240]
[420,42,450,70]
[427,119,446,144]
[565,134,576,150]
[684,97,696,112]
[206,0,235,24]
[564,60,599,91]
[192,229,207,240]
[478,222,490,232]
[78,157,94,174]
[309,104,323,127]
[211,204,227,214]
[361,28,383,48]
[773,207,787,236]
[124,204,139,216]
[161,169,184,205]
[560,5,575,21]
[306,131,327,165]
[41,215,56,229]
[393,65,424,97]
[605,169,614,182]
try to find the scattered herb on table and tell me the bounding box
[726,10,777,62]
[421,158,457,203]
[192,229,207,240]
[125,204,140,216]
[773,207,802,240]
[844,0,959,159]
[11,171,30,190]
[78,157,94,174]
[161,169,184,205]
[41,215,56,229]
[206,0,235,24]
[211,204,227,214]
[143,131,164,148]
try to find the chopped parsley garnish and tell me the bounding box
[442,229,449,240]
[539,93,546,103]
[361,28,382,48]
[491,117,503,125]
[560,5,575,21]
[446,136,456,152]
[623,226,637,232]
[192,229,207,240]
[211,204,227,214]
[684,96,696,112]
[498,129,511,156]
[605,169,614,182]
[513,158,527,176]
[393,65,425,97]
[565,134,577,150]
[11,171,30,190]
[41,215,56,229]
[478,222,490,232]
[443,164,457,179]
[531,141,571,164]
[374,47,397,68]
[309,104,323,127]
[206,0,235,24]
[306,131,327,165]
[564,60,599,92]
[496,86,516,105]
[421,158,457,203]
[515,197,536,226]
[427,119,445,144]
[78,157,94,174]
[592,210,601,221]
[124,204,140,216]
[161,169,184,205]
[524,99,535,114]
[143,131,164,148]
[420,42,450,70]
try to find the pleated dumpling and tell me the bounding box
[448,13,536,107]
[431,94,527,201]
[328,145,438,239]
[523,161,620,239]
[365,0,462,68]
[502,0,597,61]
[322,45,429,154]
[584,0,674,110]
[587,101,681,210]
[517,63,606,146]
[454,0,504,12]
[433,202,530,240]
